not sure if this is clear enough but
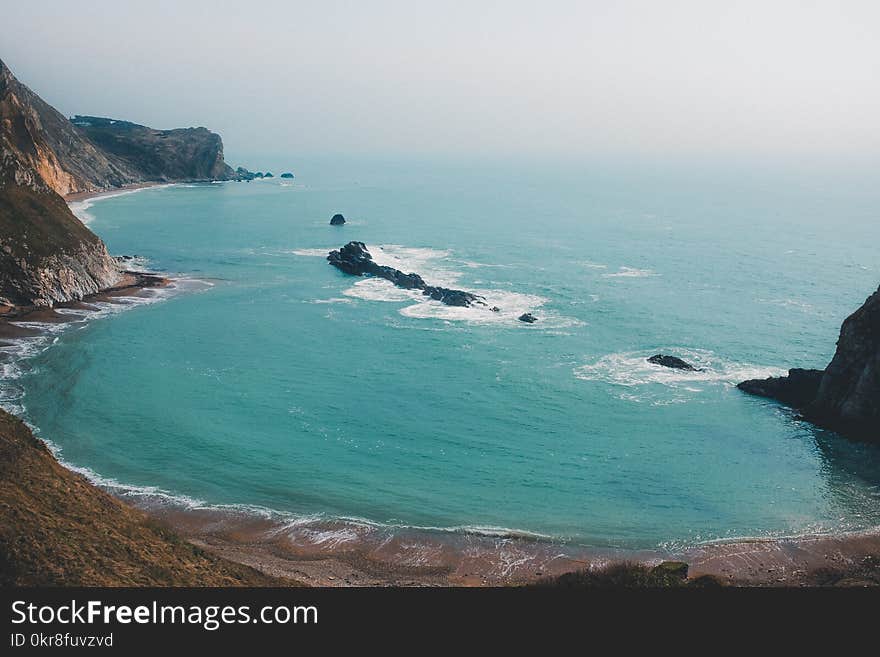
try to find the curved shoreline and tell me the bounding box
[5,278,880,586]
[1,189,878,586]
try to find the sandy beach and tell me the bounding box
[63,181,164,203]
[121,496,879,587]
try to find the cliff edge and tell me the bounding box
[72,115,234,183]
[739,285,880,442]
[0,58,123,306]
[0,57,236,307]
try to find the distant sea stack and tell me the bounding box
[280,172,294,179]
[330,213,346,225]
[738,285,880,442]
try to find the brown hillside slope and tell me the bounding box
[0,409,283,586]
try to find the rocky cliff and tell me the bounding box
[0,59,138,196]
[739,286,880,442]
[72,115,234,183]
[0,58,124,306]
[0,57,236,307]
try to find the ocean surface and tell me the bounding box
[5,157,880,550]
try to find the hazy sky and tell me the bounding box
[4,1,878,165]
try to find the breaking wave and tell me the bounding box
[574,348,786,404]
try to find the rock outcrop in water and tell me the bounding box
[518,313,538,323]
[330,213,346,225]
[738,285,880,442]
[648,354,701,371]
[327,241,484,307]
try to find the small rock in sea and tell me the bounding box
[518,313,538,323]
[330,214,346,225]
[647,354,701,371]
[490,306,500,312]
[264,172,274,178]
[280,172,294,178]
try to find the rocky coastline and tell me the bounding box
[1,55,879,588]
[738,285,880,443]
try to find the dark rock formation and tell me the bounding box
[280,172,294,179]
[739,286,880,442]
[330,213,346,226]
[263,172,273,178]
[518,313,538,323]
[648,354,702,371]
[71,115,235,183]
[737,368,824,408]
[812,287,880,434]
[327,241,484,308]
[234,166,257,181]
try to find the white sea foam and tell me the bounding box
[602,266,659,278]
[290,248,332,257]
[343,277,420,303]
[574,348,786,404]
[368,244,460,287]
[294,243,581,327]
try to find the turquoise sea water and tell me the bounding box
[7,157,880,549]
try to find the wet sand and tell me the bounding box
[129,498,880,587]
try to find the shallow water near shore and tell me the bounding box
[6,157,880,557]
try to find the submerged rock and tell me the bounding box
[738,285,880,442]
[518,313,538,323]
[330,214,346,226]
[647,354,701,371]
[327,241,484,308]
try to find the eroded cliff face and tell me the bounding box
[0,57,237,307]
[0,183,122,307]
[0,59,122,306]
[1,58,235,198]
[739,286,880,442]
[0,59,138,196]
[811,287,880,435]
[72,116,235,183]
